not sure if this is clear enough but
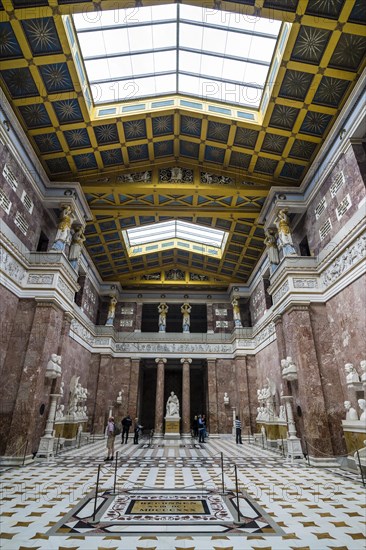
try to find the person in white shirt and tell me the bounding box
[235,416,243,444]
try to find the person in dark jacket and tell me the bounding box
[198,415,205,443]
[133,417,143,444]
[121,414,132,444]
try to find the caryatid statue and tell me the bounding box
[264,229,280,273]
[181,302,191,333]
[274,209,297,256]
[51,205,75,252]
[232,297,242,328]
[68,226,86,271]
[106,296,118,326]
[158,303,169,332]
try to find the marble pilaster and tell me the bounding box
[93,354,113,435]
[128,358,141,422]
[235,355,250,429]
[283,304,333,458]
[154,358,166,437]
[207,359,218,436]
[181,358,192,438]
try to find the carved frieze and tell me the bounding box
[0,247,26,284]
[272,281,290,304]
[322,234,366,287]
[27,274,54,285]
[293,278,318,289]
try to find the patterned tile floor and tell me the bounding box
[0,436,365,550]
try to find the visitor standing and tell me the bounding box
[121,414,132,444]
[133,418,143,444]
[235,415,242,444]
[104,416,115,461]
[198,415,205,443]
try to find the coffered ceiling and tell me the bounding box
[0,0,365,288]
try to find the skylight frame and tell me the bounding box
[72,4,282,110]
[122,220,229,259]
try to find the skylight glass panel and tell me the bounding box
[73,3,282,107]
[126,220,226,248]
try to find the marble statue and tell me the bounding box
[181,302,191,333]
[224,392,229,405]
[60,381,64,397]
[55,404,64,420]
[274,208,297,256]
[232,298,242,328]
[360,360,366,382]
[45,354,62,379]
[344,400,358,421]
[68,226,86,271]
[116,391,123,405]
[344,363,360,384]
[279,404,286,421]
[106,296,118,326]
[264,229,280,273]
[281,356,298,381]
[51,205,75,252]
[158,303,169,332]
[166,391,180,417]
[83,405,87,418]
[358,399,366,421]
[67,375,80,416]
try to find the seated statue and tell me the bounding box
[166,391,180,417]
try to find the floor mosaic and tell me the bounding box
[0,436,365,550]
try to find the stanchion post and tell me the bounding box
[234,464,240,524]
[304,438,311,466]
[356,449,365,486]
[92,464,101,522]
[281,436,285,457]
[22,440,28,467]
[261,433,264,449]
[113,451,119,493]
[220,452,225,495]
[55,435,60,456]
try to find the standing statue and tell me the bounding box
[232,297,242,328]
[181,302,191,333]
[51,205,75,252]
[67,375,80,416]
[106,296,118,326]
[274,209,297,256]
[68,226,86,271]
[158,303,169,333]
[264,229,280,273]
[166,391,180,417]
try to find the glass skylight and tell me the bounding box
[125,220,226,248]
[73,4,281,108]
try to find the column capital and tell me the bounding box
[180,358,192,365]
[155,357,167,365]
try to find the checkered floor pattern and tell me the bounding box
[1,436,365,549]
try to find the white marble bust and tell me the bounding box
[344,400,358,421]
[358,399,366,421]
[360,360,366,382]
[224,392,229,405]
[344,363,360,384]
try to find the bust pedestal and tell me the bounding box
[164,416,180,440]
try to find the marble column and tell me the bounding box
[93,354,113,435]
[274,314,291,395]
[154,358,166,438]
[181,358,192,439]
[234,355,250,429]
[207,358,219,436]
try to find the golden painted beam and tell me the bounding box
[90,207,261,218]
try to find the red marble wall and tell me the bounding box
[0,142,57,251]
[0,285,19,373]
[294,146,365,257]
